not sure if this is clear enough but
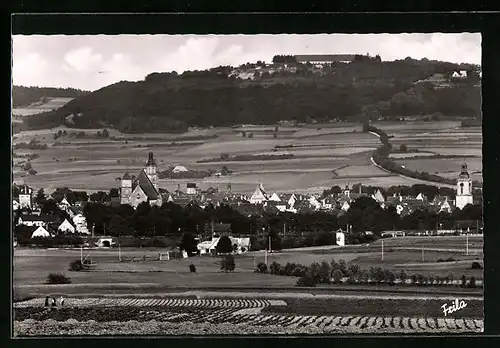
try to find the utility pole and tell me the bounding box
[422,247,425,262]
[466,232,469,256]
[381,240,384,261]
[119,242,122,261]
[80,245,83,264]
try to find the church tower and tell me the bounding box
[456,163,473,210]
[120,172,133,205]
[344,183,350,199]
[145,152,159,191]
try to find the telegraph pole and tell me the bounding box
[381,240,384,261]
[422,247,425,262]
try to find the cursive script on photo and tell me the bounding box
[441,299,468,316]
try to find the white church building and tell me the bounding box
[455,163,474,210]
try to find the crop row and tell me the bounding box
[14,297,281,309]
[14,310,483,336]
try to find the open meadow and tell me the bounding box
[13,236,483,295]
[12,120,481,193]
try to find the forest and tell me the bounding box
[22,58,481,133]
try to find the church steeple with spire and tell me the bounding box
[145,152,159,190]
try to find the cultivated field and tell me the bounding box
[12,120,481,194]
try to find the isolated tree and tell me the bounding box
[179,233,198,256]
[102,128,109,138]
[399,144,408,152]
[220,153,230,161]
[216,236,233,254]
[35,188,46,205]
[220,254,235,272]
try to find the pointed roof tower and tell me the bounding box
[146,151,157,166]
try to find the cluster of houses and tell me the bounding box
[13,152,476,241]
[13,186,89,239]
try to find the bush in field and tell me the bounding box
[308,262,322,283]
[46,273,71,284]
[446,257,456,262]
[347,262,360,277]
[269,261,281,275]
[189,264,196,273]
[318,261,331,283]
[399,270,408,285]
[284,262,298,276]
[68,260,83,272]
[428,276,435,286]
[437,258,444,262]
[291,266,307,278]
[255,262,268,274]
[471,261,482,269]
[384,269,396,285]
[369,267,385,284]
[332,269,343,284]
[460,274,467,288]
[411,274,418,285]
[416,274,425,286]
[296,272,317,287]
[447,273,455,286]
[220,255,235,272]
[468,276,477,288]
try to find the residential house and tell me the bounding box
[58,218,76,234]
[321,195,336,211]
[186,183,197,195]
[72,213,90,234]
[197,236,251,255]
[18,185,32,209]
[31,226,51,238]
[269,192,281,202]
[452,70,468,78]
[249,183,269,204]
[13,199,20,211]
[308,195,322,210]
[18,214,53,227]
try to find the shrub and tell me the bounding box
[220,255,235,272]
[411,274,417,285]
[460,274,467,288]
[291,266,306,277]
[347,262,360,277]
[318,261,331,283]
[416,274,424,286]
[284,262,298,276]
[399,270,408,285]
[435,276,442,286]
[384,270,396,285]
[269,262,281,275]
[428,276,435,286]
[446,257,456,262]
[468,276,477,288]
[332,269,343,284]
[68,260,83,272]
[447,273,455,285]
[471,261,482,269]
[255,262,268,274]
[437,258,444,262]
[46,273,71,284]
[296,273,317,287]
[189,264,196,273]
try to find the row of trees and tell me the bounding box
[80,196,482,240]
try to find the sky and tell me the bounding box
[12,33,481,91]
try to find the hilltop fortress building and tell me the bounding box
[120,152,162,208]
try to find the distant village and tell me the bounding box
[13,151,481,246]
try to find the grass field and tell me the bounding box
[13,236,484,293]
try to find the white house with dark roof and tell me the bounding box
[31,226,51,238]
[120,152,163,208]
[58,218,76,234]
[249,183,268,204]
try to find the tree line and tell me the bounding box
[12,86,89,108]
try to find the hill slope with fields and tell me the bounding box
[23,58,481,133]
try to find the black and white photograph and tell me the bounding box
[11,30,483,336]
